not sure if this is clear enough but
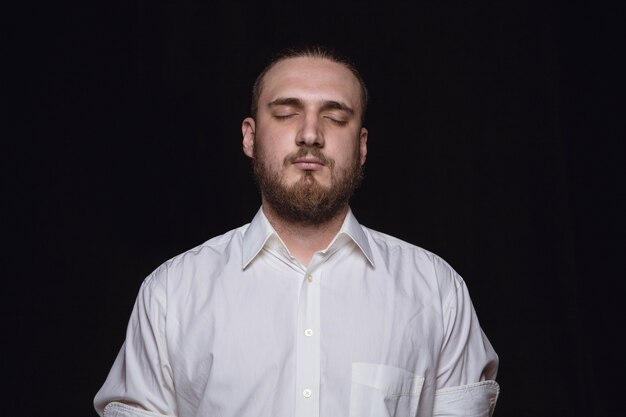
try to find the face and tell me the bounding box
[242,57,368,224]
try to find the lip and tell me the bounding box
[293,158,325,171]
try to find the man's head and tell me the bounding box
[242,46,369,225]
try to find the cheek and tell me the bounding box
[333,141,361,165]
[256,125,292,152]
[256,140,289,168]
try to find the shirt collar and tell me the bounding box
[339,208,375,266]
[242,207,375,269]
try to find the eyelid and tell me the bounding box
[324,108,350,117]
[273,113,297,120]
[323,116,348,126]
[323,113,348,122]
[272,105,298,113]
[271,104,298,112]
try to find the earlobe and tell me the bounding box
[242,117,256,159]
[359,127,368,166]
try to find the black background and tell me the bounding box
[6,2,625,416]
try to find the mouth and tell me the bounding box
[292,157,325,171]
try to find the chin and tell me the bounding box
[299,173,332,188]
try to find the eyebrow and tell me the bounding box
[267,97,355,115]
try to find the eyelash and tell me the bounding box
[273,114,348,126]
[325,117,348,126]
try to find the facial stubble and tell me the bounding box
[252,142,364,226]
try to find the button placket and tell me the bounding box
[295,268,321,417]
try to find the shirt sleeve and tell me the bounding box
[94,268,177,417]
[432,257,500,415]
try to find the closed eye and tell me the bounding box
[273,114,297,120]
[324,116,348,126]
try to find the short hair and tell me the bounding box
[251,45,369,124]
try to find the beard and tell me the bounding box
[252,144,364,225]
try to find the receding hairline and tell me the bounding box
[251,47,369,123]
[262,58,361,110]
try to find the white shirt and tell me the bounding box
[94,208,499,417]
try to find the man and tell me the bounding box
[94,45,499,417]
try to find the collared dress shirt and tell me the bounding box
[94,208,499,417]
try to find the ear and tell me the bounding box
[242,117,256,159]
[359,127,368,166]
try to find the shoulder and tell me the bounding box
[363,226,450,267]
[143,223,249,288]
[362,226,464,294]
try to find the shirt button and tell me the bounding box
[303,388,312,398]
[304,328,313,337]
[306,274,313,283]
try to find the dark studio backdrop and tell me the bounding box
[6,2,625,417]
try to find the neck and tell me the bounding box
[261,201,349,267]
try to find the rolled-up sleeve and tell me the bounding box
[433,258,500,415]
[433,380,499,417]
[94,268,176,416]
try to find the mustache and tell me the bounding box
[283,146,334,168]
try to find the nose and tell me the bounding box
[297,113,324,147]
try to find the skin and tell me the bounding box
[242,56,368,265]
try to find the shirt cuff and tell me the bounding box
[103,402,172,417]
[433,380,500,417]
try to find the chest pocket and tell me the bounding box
[349,363,425,417]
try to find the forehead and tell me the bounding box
[260,57,362,111]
